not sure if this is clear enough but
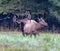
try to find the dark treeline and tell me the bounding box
[0,12,60,33]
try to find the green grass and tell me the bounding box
[0,31,60,51]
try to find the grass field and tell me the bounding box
[0,31,60,51]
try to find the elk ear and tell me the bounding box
[37,18,40,21]
[40,17,43,19]
[40,17,44,21]
[39,17,42,21]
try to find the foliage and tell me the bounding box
[0,0,48,14]
[0,0,21,14]
[0,32,60,51]
[48,0,60,21]
[0,0,60,24]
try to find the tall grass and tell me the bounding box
[0,32,60,51]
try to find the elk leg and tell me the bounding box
[33,31,39,36]
[22,32,25,36]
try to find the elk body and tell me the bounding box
[22,18,48,36]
